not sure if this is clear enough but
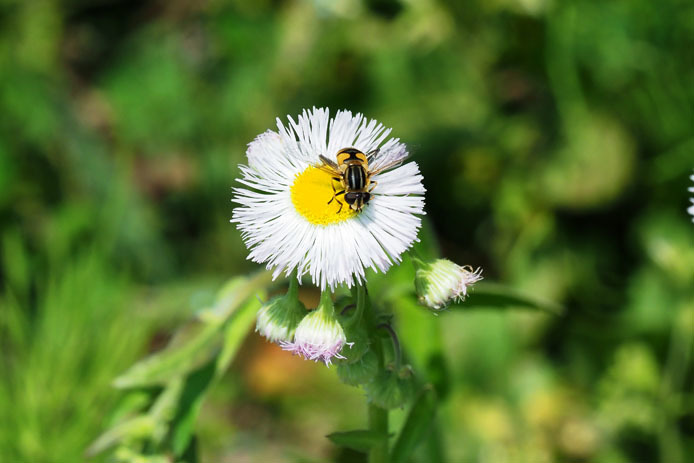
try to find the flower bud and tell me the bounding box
[413,258,483,310]
[256,277,306,343]
[281,290,351,366]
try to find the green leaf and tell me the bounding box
[390,386,437,463]
[98,272,270,458]
[112,447,172,463]
[170,361,216,456]
[179,435,200,463]
[216,292,264,376]
[108,391,153,425]
[171,293,263,456]
[459,282,563,314]
[85,415,156,457]
[113,273,271,388]
[326,430,391,452]
[113,320,223,389]
[149,379,185,447]
[209,271,273,320]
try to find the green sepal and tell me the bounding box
[337,348,378,386]
[365,365,415,409]
[337,316,370,363]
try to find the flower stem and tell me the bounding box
[369,403,388,463]
[343,282,367,327]
[317,289,334,316]
[287,269,299,298]
[355,283,367,322]
[368,319,389,463]
[408,248,426,269]
[377,323,401,370]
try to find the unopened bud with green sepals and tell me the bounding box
[256,276,306,343]
[412,257,483,310]
[281,290,350,366]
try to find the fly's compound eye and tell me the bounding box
[344,192,358,205]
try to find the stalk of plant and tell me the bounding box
[231,108,482,461]
[88,108,485,462]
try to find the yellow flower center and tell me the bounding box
[291,166,357,225]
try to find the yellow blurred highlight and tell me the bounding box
[461,399,513,442]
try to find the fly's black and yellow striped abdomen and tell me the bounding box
[345,164,367,191]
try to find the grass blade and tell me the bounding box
[459,282,563,314]
[326,430,391,452]
[390,386,437,463]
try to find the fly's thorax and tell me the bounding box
[336,147,368,167]
[333,147,375,211]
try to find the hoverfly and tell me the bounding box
[316,147,406,213]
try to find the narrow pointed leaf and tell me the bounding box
[390,386,437,463]
[457,282,563,314]
[216,291,264,376]
[327,430,391,452]
[113,320,222,388]
[113,274,270,388]
[171,361,216,456]
[149,379,185,447]
[171,294,263,456]
[85,415,156,457]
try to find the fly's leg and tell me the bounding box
[327,190,345,205]
[327,178,345,205]
[327,178,346,213]
[368,181,378,192]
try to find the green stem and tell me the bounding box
[354,282,366,321]
[377,323,401,370]
[342,281,368,327]
[425,417,445,463]
[287,269,299,299]
[317,289,334,317]
[407,249,426,270]
[369,403,388,463]
[368,325,389,463]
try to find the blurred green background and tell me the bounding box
[1,0,692,462]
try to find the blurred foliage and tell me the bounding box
[1,0,692,462]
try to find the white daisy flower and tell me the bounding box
[688,172,694,223]
[232,107,425,290]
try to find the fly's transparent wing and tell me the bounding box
[366,148,380,164]
[316,155,341,176]
[369,155,409,176]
